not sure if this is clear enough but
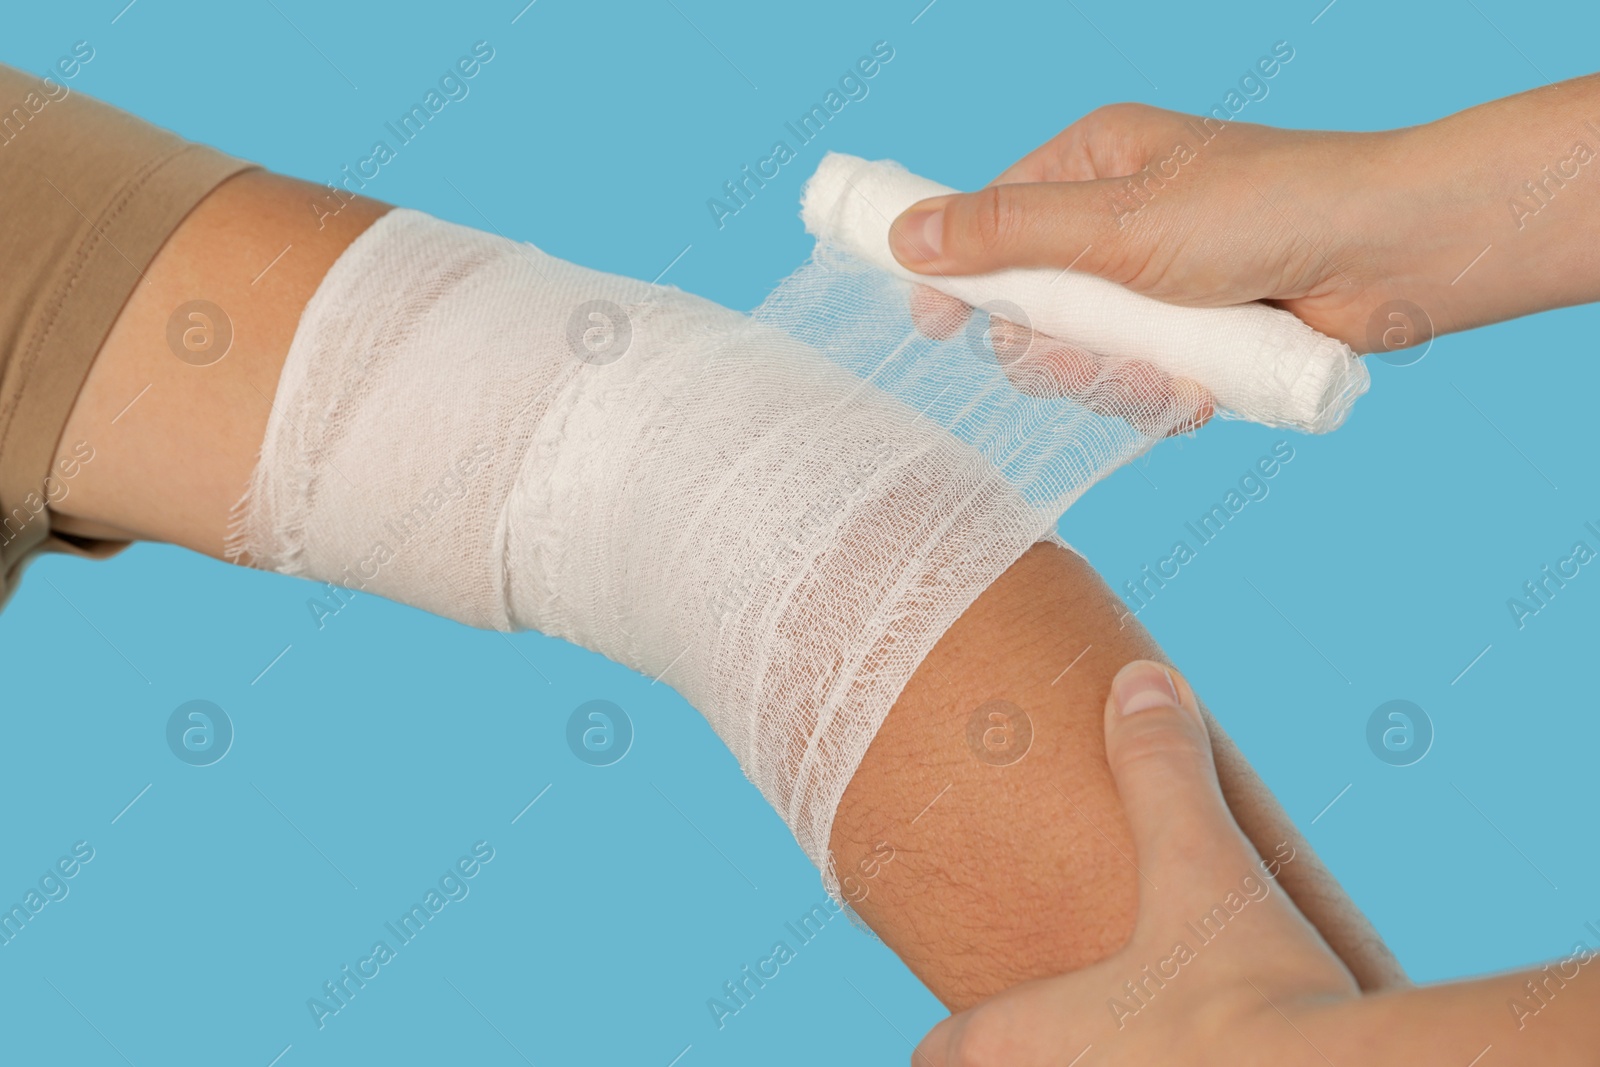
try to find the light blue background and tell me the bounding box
[3,1,1597,1063]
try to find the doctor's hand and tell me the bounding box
[912,660,1600,1066]
[893,79,1600,357]
[912,659,1359,1066]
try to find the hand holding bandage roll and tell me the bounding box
[800,152,1369,433]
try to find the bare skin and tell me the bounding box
[50,170,390,551]
[829,542,1400,1007]
[47,168,1403,1012]
[919,662,1600,1066]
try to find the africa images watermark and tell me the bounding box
[1507,920,1600,1031]
[708,841,895,1031]
[306,840,496,1029]
[1507,121,1600,232]
[1505,520,1600,630]
[0,40,95,150]
[1107,40,1295,227]
[0,439,95,553]
[310,41,496,229]
[1108,840,1296,1029]
[0,841,96,949]
[706,40,896,230]
[835,840,895,910]
[707,900,840,1030]
[302,438,495,631]
[1118,441,1296,619]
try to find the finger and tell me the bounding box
[1103,661,1259,920]
[910,284,972,340]
[1087,361,1213,438]
[983,318,1111,405]
[911,991,1070,1067]
[963,312,1215,439]
[1083,360,1177,436]
[888,180,1132,277]
[992,103,1194,185]
[994,326,1104,399]
[989,137,1084,185]
[1109,661,1370,991]
[994,338,1214,439]
[915,979,1126,1067]
[1167,377,1215,435]
[985,314,1042,370]
[911,1012,960,1067]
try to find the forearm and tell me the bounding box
[1297,963,1600,1066]
[1374,72,1600,338]
[829,541,1404,1009]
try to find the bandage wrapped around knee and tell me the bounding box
[231,158,1364,896]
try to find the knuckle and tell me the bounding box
[1105,239,1178,296]
[1108,714,1210,776]
[1080,101,1172,148]
[963,184,1027,261]
[948,1008,1013,1067]
[1084,101,1146,127]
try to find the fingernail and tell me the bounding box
[892,206,944,264]
[1113,661,1180,716]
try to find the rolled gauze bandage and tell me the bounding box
[799,152,1368,433]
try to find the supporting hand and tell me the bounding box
[913,660,1600,1066]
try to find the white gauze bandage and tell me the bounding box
[232,159,1364,895]
[801,153,1368,433]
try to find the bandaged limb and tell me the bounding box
[53,168,1402,1008]
[830,541,1404,1006]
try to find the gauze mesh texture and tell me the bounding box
[231,187,1349,898]
[802,153,1369,433]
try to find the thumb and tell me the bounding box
[888,181,1137,277]
[1103,661,1258,915]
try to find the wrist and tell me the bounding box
[1369,80,1600,338]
